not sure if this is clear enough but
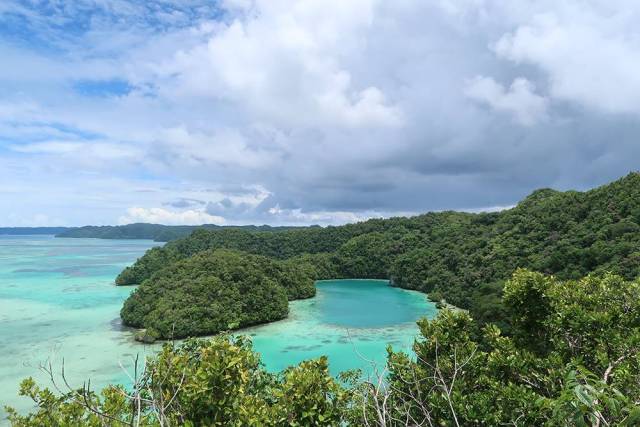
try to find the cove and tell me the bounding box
[0,236,436,421]
[245,279,438,375]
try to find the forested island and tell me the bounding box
[7,173,640,425]
[0,227,71,235]
[118,172,640,338]
[121,249,316,339]
[56,223,310,241]
[1,224,307,241]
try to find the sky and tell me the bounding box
[1,0,639,226]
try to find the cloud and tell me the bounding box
[265,205,384,225]
[154,126,281,171]
[8,140,143,173]
[493,9,640,115]
[9,141,84,154]
[2,1,640,226]
[119,207,226,226]
[164,198,206,209]
[465,76,548,125]
[150,0,403,129]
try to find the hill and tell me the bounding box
[117,172,640,332]
[121,249,315,339]
[0,227,71,235]
[56,223,310,241]
[9,172,640,426]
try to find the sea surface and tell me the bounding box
[0,235,436,422]
[245,279,437,374]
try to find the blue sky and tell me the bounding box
[1,0,640,226]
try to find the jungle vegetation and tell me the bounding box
[118,172,640,334]
[120,249,316,339]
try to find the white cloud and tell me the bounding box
[265,205,422,226]
[463,204,515,214]
[10,141,84,154]
[464,76,548,125]
[156,126,280,170]
[157,0,403,128]
[2,212,62,227]
[221,0,255,13]
[119,207,226,226]
[8,140,143,172]
[267,205,373,225]
[493,9,640,115]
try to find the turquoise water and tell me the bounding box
[0,236,436,422]
[246,279,436,374]
[0,236,161,420]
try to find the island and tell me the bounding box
[117,172,640,338]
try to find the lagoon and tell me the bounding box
[0,236,436,421]
[246,279,436,374]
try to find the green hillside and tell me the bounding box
[121,249,315,339]
[117,172,640,332]
[0,227,71,235]
[56,223,309,241]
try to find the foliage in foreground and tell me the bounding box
[6,336,353,427]
[378,270,640,426]
[8,271,640,426]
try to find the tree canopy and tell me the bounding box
[6,336,353,426]
[380,270,640,425]
[118,172,640,332]
[56,223,306,242]
[120,249,315,339]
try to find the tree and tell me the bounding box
[6,336,353,427]
[364,270,640,426]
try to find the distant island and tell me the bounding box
[0,227,72,235]
[1,223,314,242]
[57,223,314,241]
